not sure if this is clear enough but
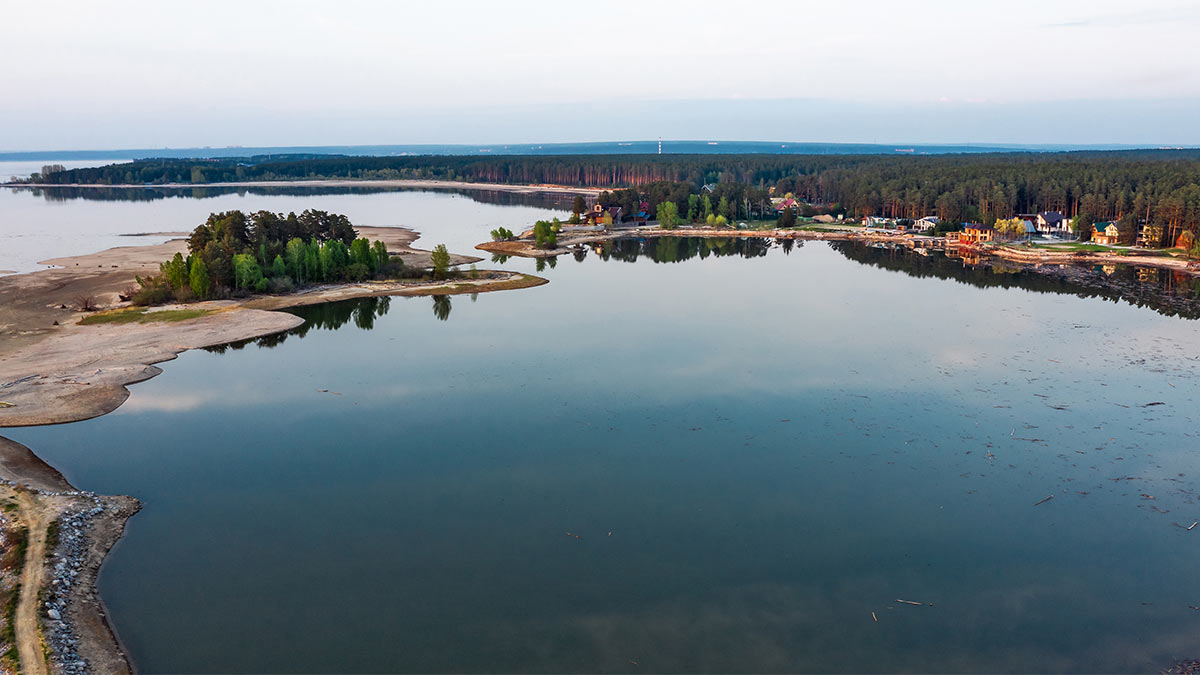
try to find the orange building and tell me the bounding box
[959,224,995,244]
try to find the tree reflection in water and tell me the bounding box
[432,295,452,321]
[201,295,393,353]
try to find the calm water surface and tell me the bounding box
[5,194,1200,673]
[0,184,567,273]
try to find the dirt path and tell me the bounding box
[14,490,49,675]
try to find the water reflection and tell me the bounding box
[579,236,1200,319]
[201,296,393,353]
[432,295,452,321]
[832,241,1200,319]
[11,184,573,210]
[597,235,776,263]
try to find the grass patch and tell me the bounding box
[0,523,28,672]
[78,307,212,326]
[1029,242,1119,253]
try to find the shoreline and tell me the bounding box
[4,178,603,196]
[477,226,1200,276]
[0,231,546,672]
[0,436,140,674]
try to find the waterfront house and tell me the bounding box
[1019,211,1069,236]
[1137,222,1164,248]
[913,216,939,232]
[583,204,622,227]
[633,201,651,224]
[1092,221,1120,245]
[862,216,895,228]
[960,223,995,244]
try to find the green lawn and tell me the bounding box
[1028,242,1121,253]
[78,308,212,325]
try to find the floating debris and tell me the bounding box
[1034,495,1054,506]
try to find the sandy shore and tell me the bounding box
[0,225,527,428]
[9,178,603,196]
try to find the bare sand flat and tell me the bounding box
[0,225,526,428]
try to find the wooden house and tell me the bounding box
[1091,221,1120,245]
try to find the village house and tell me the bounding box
[1091,221,1121,245]
[633,201,651,224]
[958,223,995,244]
[1137,222,1164,248]
[772,197,799,212]
[583,204,622,227]
[1019,211,1069,236]
[913,216,939,232]
[861,216,895,228]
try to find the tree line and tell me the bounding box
[133,209,404,304]
[36,150,1200,241]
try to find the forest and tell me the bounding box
[31,150,1200,240]
[132,209,403,304]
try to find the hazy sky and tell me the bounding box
[2,0,1199,150]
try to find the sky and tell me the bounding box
[1,0,1199,150]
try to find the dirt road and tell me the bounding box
[14,490,50,675]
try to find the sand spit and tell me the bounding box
[0,223,525,428]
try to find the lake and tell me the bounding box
[5,188,1200,673]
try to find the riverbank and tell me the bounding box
[477,226,1200,277]
[0,435,139,674]
[6,178,603,197]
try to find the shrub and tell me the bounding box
[131,282,173,306]
[345,262,370,281]
[267,277,295,294]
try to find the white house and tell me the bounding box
[913,216,940,232]
[1020,211,1069,236]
